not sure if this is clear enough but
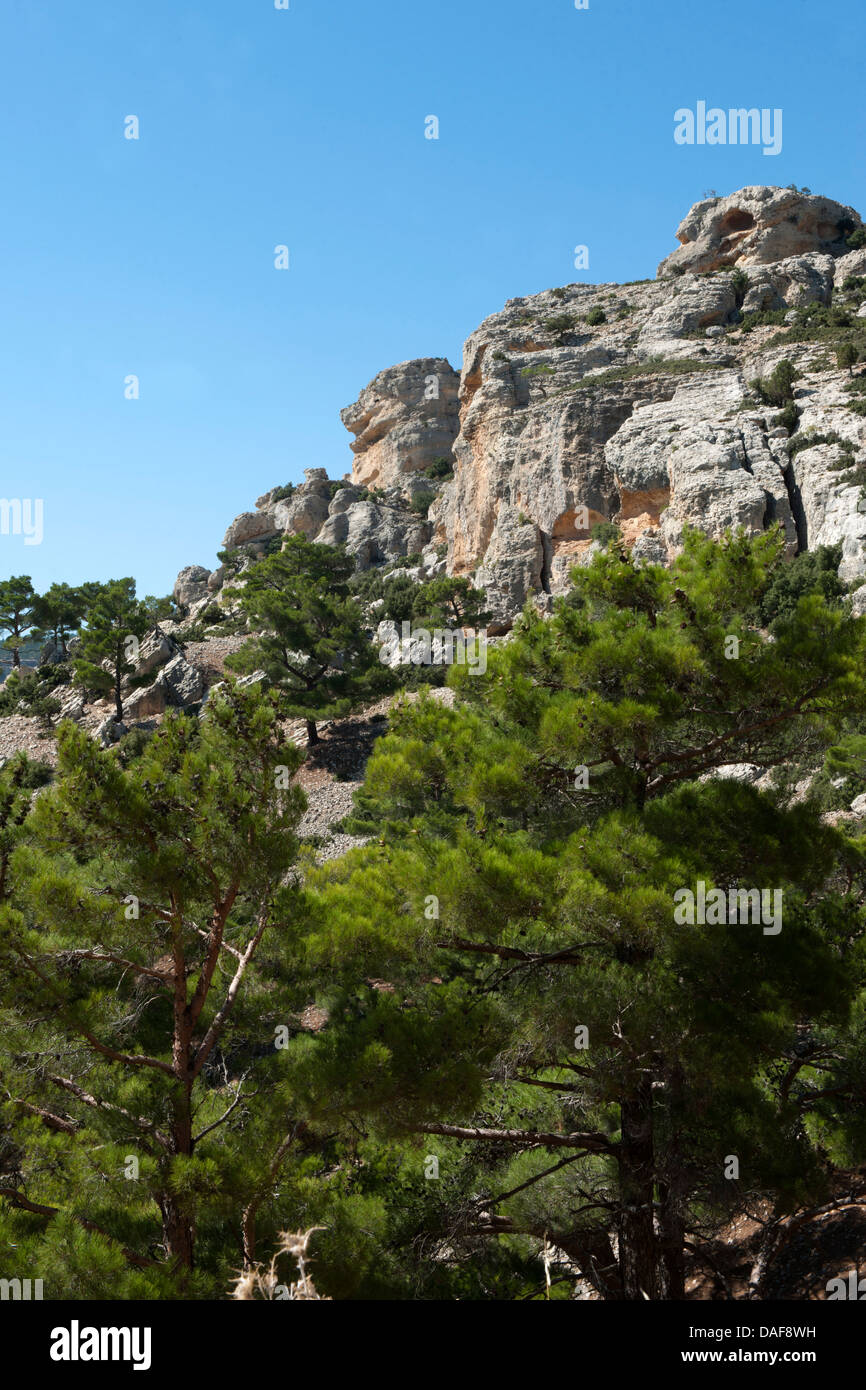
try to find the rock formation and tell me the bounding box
[656,186,862,277]
[175,185,866,635]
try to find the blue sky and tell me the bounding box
[0,0,863,598]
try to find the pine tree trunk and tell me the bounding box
[658,1179,686,1299]
[161,1092,195,1269]
[618,1079,659,1299]
[11,645,20,669]
[306,719,319,746]
[161,1193,195,1269]
[658,1067,687,1299]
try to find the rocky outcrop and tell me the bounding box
[173,185,866,637]
[657,187,862,277]
[173,565,212,612]
[123,653,205,721]
[341,359,460,489]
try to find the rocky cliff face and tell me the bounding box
[179,186,866,632]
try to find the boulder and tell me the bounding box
[173,565,211,610]
[657,187,862,277]
[159,654,205,708]
[223,512,279,549]
[134,626,178,680]
[94,717,126,748]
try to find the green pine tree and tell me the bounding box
[0,576,37,669]
[72,579,150,722]
[225,534,389,746]
[296,527,866,1299]
[0,685,307,1292]
[31,583,88,659]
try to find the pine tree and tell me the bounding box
[0,686,308,1292]
[225,534,388,746]
[72,579,150,721]
[412,575,490,631]
[0,576,37,669]
[31,583,88,659]
[297,527,866,1299]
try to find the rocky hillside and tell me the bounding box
[6,186,865,773]
[173,184,866,637]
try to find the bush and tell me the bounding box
[410,490,436,516]
[585,307,607,326]
[270,483,296,503]
[114,726,155,767]
[590,521,621,548]
[846,227,866,250]
[543,313,576,340]
[752,358,798,408]
[758,543,845,630]
[423,457,454,481]
[729,267,749,307]
[837,343,860,373]
[775,401,801,433]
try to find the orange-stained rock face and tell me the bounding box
[181,188,866,640]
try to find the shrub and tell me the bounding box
[837,343,860,373]
[590,521,620,548]
[729,267,749,307]
[543,313,576,340]
[751,358,798,408]
[410,489,436,516]
[775,401,801,433]
[758,543,845,630]
[270,482,296,503]
[423,457,454,481]
[846,227,866,250]
[585,307,607,326]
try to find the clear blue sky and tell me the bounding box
[0,0,863,598]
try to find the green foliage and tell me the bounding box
[774,400,801,433]
[410,489,436,516]
[585,306,606,326]
[0,576,37,668]
[563,357,719,392]
[422,457,454,481]
[412,575,490,630]
[838,343,860,372]
[72,580,150,722]
[31,583,87,658]
[0,667,62,730]
[590,520,621,548]
[751,358,798,408]
[737,307,789,333]
[224,534,391,744]
[142,594,177,623]
[757,543,845,631]
[846,227,866,250]
[542,313,575,340]
[0,685,307,1296]
[728,267,749,306]
[300,529,866,1298]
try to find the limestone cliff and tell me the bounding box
[180,186,866,633]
